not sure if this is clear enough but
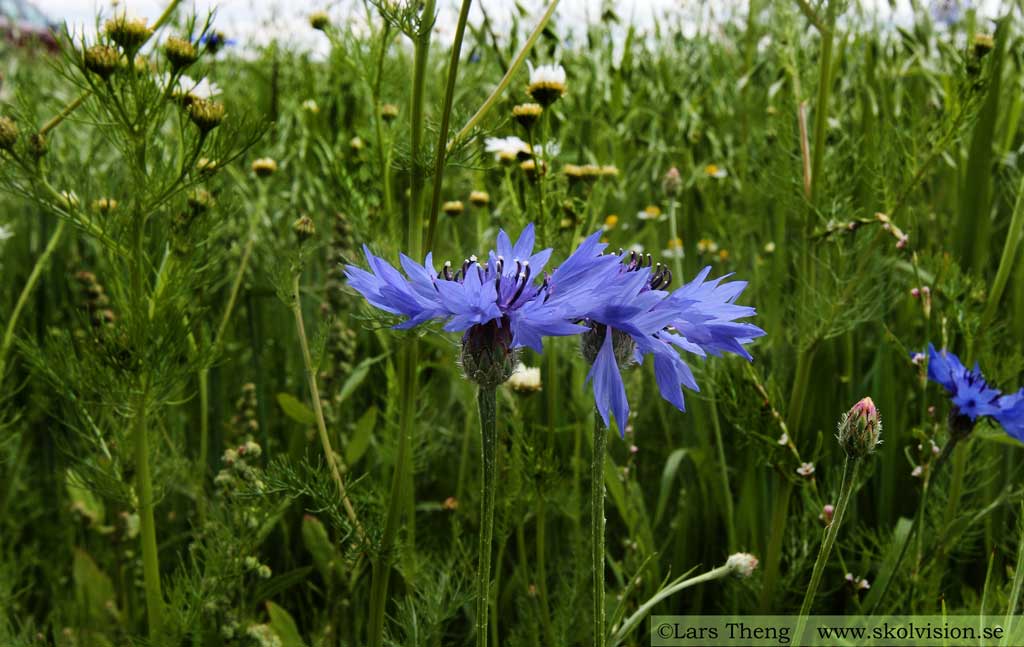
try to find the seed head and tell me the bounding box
[380,103,399,122]
[442,200,464,216]
[309,11,330,31]
[164,36,199,71]
[28,132,46,159]
[0,117,19,151]
[512,102,543,130]
[469,190,490,207]
[293,215,316,242]
[105,14,152,52]
[837,396,882,459]
[84,45,120,79]
[188,98,225,133]
[973,33,994,58]
[251,157,278,178]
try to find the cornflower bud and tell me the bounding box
[837,396,882,459]
[726,552,759,578]
[460,319,515,388]
[662,166,682,196]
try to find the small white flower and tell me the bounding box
[506,362,542,393]
[764,241,776,254]
[484,135,530,162]
[911,465,923,478]
[911,352,925,365]
[627,243,645,254]
[532,140,560,158]
[796,462,815,477]
[726,552,759,578]
[777,433,789,446]
[661,247,684,260]
[161,73,221,99]
[528,61,567,87]
[0,224,12,242]
[302,99,320,113]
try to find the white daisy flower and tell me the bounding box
[161,73,221,100]
[484,136,530,163]
[506,362,542,393]
[527,62,567,106]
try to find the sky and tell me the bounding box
[34,0,1007,54]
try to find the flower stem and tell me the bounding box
[808,0,838,207]
[0,219,65,382]
[424,0,474,253]
[591,411,608,647]
[667,197,683,281]
[981,171,1024,328]
[290,274,364,538]
[369,339,418,647]
[134,378,163,636]
[476,386,498,647]
[709,394,736,550]
[611,562,735,644]
[795,456,860,642]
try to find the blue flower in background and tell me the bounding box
[924,344,1024,440]
[930,0,964,27]
[926,344,1001,420]
[579,252,766,433]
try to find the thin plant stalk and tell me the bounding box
[476,387,498,647]
[981,172,1024,328]
[611,563,736,644]
[808,0,838,207]
[709,394,736,550]
[666,196,683,281]
[795,456,861,642]
[448,0,561,151]
[591,412,608,647]
[0,219,65,381]
[424,0,474,253]
[290,274,364,538]
[1001,503,1024,647]
[134,378,163,635]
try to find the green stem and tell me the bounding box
[592,412,608,647]
[290,274,364,538]
[407,0,436,262]
[0,219,65,381]
[134,378,163,636]
[424,0,474,253]
[667,197,683,281]
[981,171,1024,328]
[369,339,418,647]
[611,563,735,644]
[535,493,555,646]
[448,0,561,151]
[1002,503,1024,646]
[709,395,736,550]
[476,387,498,647]
[796,456,861,642]
[809,0,837,206]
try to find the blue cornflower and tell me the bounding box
[577,249,766,433]
[345,224,615,386]
[925,344,1024,440]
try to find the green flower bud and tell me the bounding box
[84,45,120,79]
[837,396,882,459]
[293,215,316,242]
[460,319,516,388]
[164,36,199,71]
[309,11,330,31]
[0,117,19,151]
[187,98,225,133]
[104,14,152,52]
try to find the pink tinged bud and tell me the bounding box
[921,286,930,295]
[629,444,639,454]
[838,397,882,459]
[896,235,909,249]
[662,166,682,197]
[820,504,835,525]
[796,462,815,477]
[726,552,759,578]
[911,288,920,298]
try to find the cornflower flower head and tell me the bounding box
[345,224,617,387]
[924,344,1024,440]
[577,245,765,433]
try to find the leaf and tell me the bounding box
[302,514,343,582]
[863,517,913,613]
[346,405,376,465]
[276,392,316,426]
[337,353,388,405]
[654,449,688,527]
[72,548,116,627]
[266,601,306,647]
[66,468,105,526]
